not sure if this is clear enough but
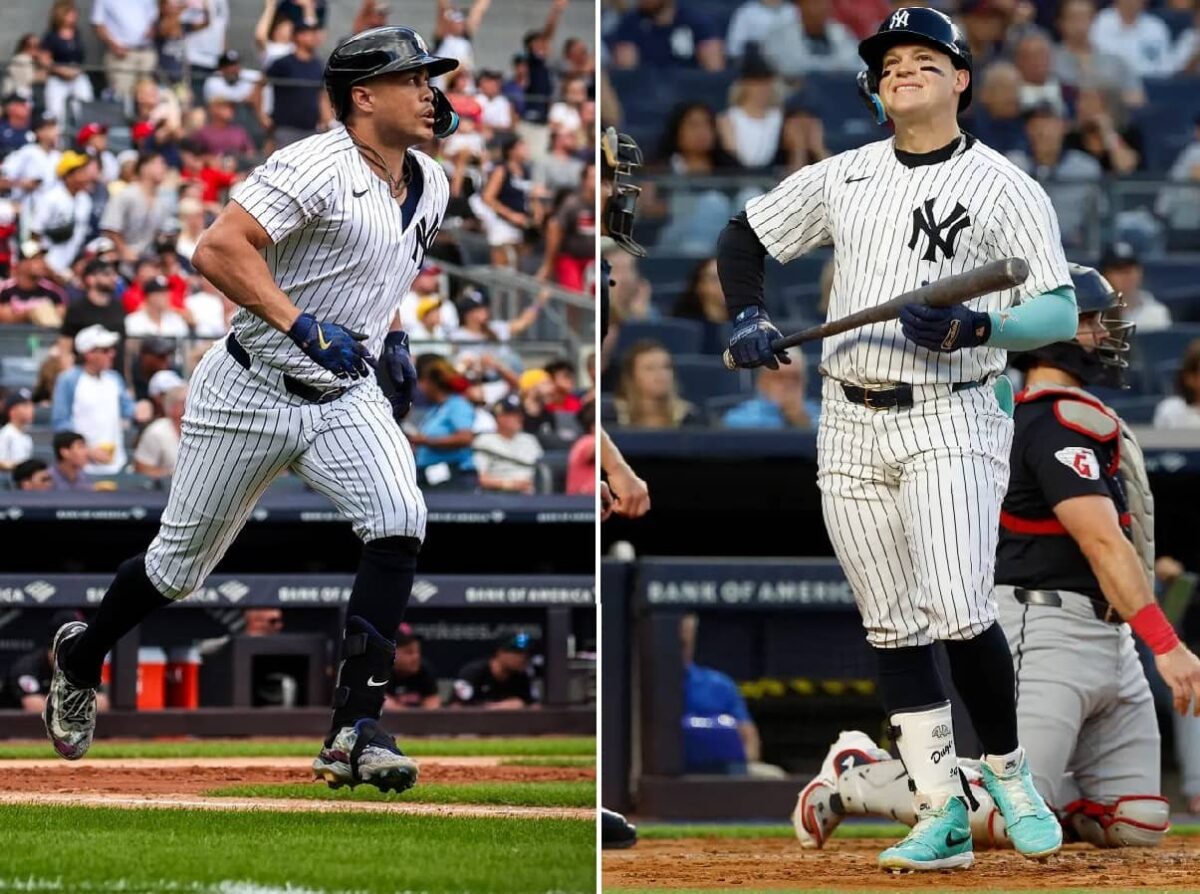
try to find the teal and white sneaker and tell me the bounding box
[879,792,974,872]
[979,749,1062,859]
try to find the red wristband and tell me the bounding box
[1129,603,1180,656]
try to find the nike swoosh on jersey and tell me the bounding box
[845,175,871,183]
[353,188,368,197]
[367,676,388,687]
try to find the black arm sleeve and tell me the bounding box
[717,211,768,317]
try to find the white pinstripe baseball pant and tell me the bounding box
[817,378,1013,649]
[145,337,426,601]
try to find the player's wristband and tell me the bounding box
[1128,603,1180,656]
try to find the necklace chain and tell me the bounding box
[346,126,411,198]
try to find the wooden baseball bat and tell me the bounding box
[722,257,1030,371]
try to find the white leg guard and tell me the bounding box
[836,759,918,825]
[890,701,962,804]
[792,730,891,849]
[1062,797,1170,848]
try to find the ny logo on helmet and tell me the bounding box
[890,10,910,28]
[908,198,970,262]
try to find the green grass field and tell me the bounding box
[0,736,594,760]
[0,804,594,893]
[208,780,595,808]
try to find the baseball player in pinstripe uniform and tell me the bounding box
[41,27,461,793]
[719,8,1080,871]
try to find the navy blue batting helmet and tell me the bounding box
[859,8,973,112]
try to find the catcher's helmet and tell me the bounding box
[858,8,973,118]
[1010,264,1135,389]
[324,26,460,137]
[600,127,645,258]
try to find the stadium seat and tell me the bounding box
[614,318,705,358]
[1136,327,1200,370]
[1103,396,1162,425]
[640,256,704,287]
[673,353,753,402]
[0,357,37,388]
[705,393,751,423]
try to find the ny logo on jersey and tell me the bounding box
[890,10,910,28]
[908,198,971,262]
[411,216,441,266]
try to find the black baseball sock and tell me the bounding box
[943,622,1019,755]
[62,553,172,688]
[345,535,419,639]
[873,643,947,714]
[327,536,420,739]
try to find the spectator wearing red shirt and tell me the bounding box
[543,358,582,413]
[121,254,188,315]
[179,138,238,205]
[537,161,594,291]
[566,398,595,495]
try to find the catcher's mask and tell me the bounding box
[1010,263,1135,389]
[601,127,645,258]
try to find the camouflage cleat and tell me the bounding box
[879,793,974,872]
[42,621,98,761]
[313,718,419,794]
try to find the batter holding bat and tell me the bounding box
[718,7,1078,872]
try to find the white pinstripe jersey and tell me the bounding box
[744,134,1071,387]
[230,126,449,388]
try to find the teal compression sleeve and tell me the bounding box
[986,286,1077,351]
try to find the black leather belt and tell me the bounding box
[841,379,982,410]
[1013,588,1122,625]
[226,333,348,404]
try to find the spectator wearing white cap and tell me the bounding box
[0,240,68,326]
[125,276,190,339]
[0,388,35,471]
[51,324,151,474]
[30,150,97,284]
[134,375,186,477]
[473,394,543,494]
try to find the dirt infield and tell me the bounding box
[0,756,594,820]
[602,836,1200,890]
[0,756,591,795]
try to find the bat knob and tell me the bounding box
[1007,257,1030,284]
[722,349,737,371]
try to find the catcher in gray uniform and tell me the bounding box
[795,265,1200,850]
